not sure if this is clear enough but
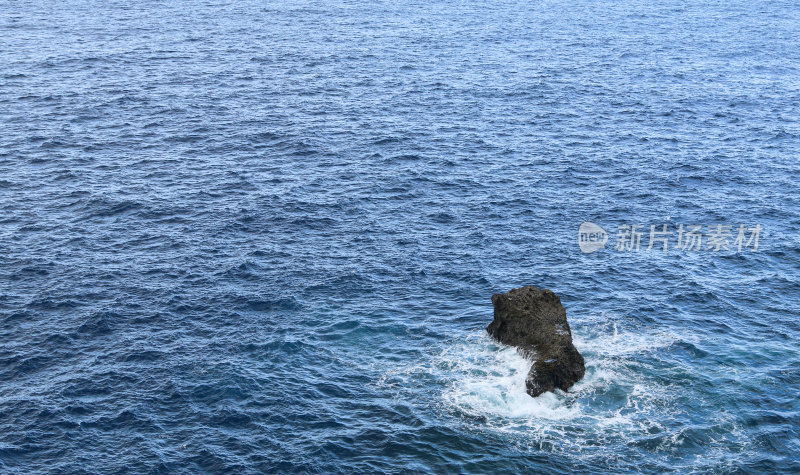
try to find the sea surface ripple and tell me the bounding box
[1,0,799,473]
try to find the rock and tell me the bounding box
[487,286,585,397]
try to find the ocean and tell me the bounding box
[1,0,799,472]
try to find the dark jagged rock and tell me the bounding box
[487,286,585,397]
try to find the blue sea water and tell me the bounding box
[1,0,799,472]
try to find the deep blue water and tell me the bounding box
[2,0,799,473]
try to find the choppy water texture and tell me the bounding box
[2,0,799,473]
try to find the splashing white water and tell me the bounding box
[435,313,686,431]
[440,341,581,421]
[376,313,756,469]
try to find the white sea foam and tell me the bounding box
[434,314,685,435]
[440,341,581,421]
[374,313,756,469]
